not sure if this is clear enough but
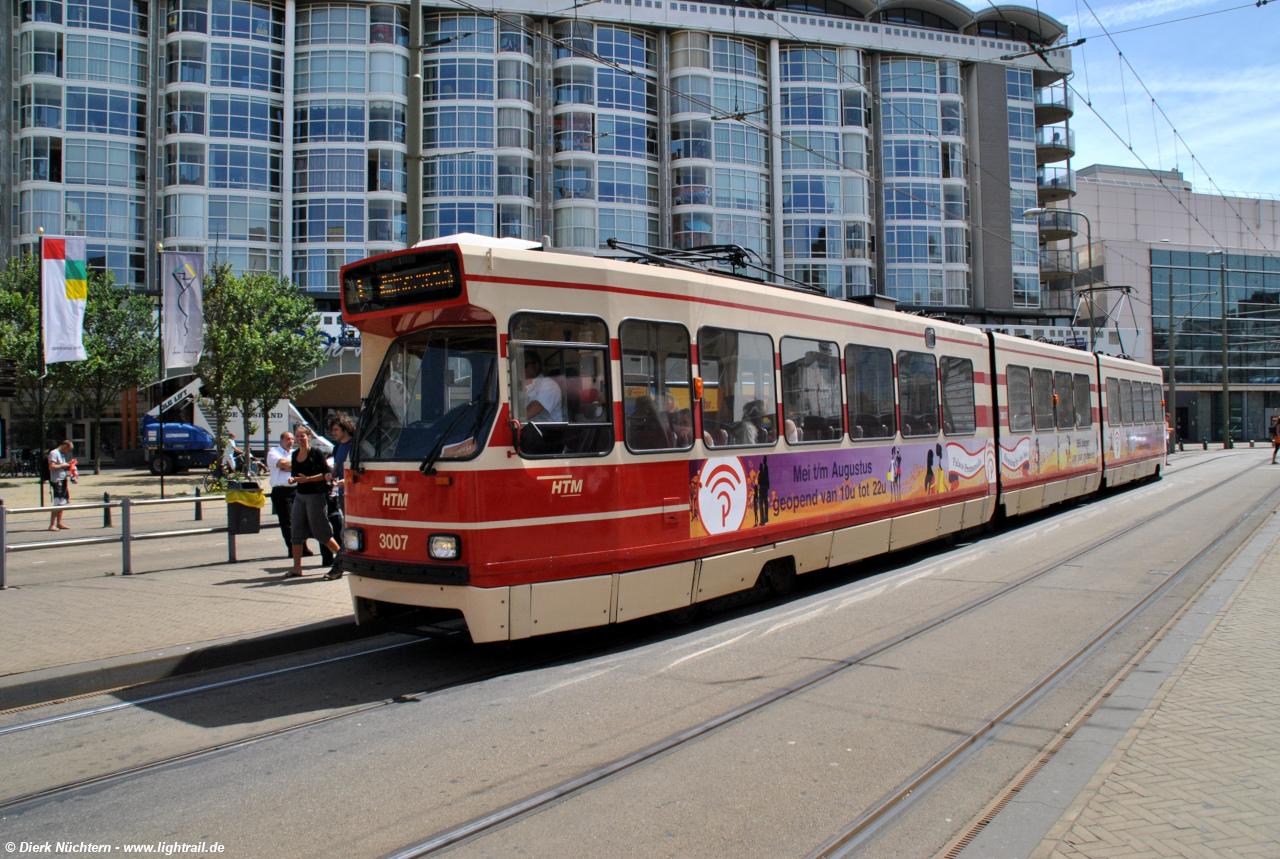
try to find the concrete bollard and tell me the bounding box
[103,492,112,527]
[0,502,7,590]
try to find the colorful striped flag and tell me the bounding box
[42,236,88,364]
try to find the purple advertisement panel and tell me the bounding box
[689,439,995,539]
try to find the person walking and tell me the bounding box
[323,412,356,580]
[47,440,74,530]
[285,427,341,577]
[1271,417,1279,464]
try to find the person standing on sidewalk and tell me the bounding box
[47,440,74,531]
[323,412,356,580]
[266,430,301,558]
[295,423,336,564]
[285,427,341,577]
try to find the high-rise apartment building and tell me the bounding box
[5,0,1078,325]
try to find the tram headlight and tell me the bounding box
[343,527,365,552]
[428,533,460,560]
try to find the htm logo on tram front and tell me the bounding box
[373,487,409,509]
[537,474,583,497]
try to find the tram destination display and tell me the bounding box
[343,250,462,315]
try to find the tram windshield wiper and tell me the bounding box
[419,361,497,475]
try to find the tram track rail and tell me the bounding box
[0,457,1258,826]
[373,459,1264,859]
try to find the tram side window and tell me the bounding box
[846,344,896,440]
[898,350,938,437]
[1120,379,1134,425]
[1143,383,1155,423]
[1032,368,1055,431]
[1106,378,1120,425]
[1054,371,1074,430]
[699,327,777,448]
[781,336,842,444]
[619,319,693,452]
[1073,373,1092,428]
[940,356,975,435]
[1007,365,1033,432]
[509,312,613,458]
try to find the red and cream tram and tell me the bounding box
[335,235,1165,643]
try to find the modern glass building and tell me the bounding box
[4,0,1078,325]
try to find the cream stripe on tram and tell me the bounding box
[346,504,690,531]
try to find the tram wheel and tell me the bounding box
[765,558,797,596]
[664,605,699,626]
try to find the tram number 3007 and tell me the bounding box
[378,533,409,551]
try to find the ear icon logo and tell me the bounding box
[697,457,748,535]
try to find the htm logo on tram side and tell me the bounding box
[373,487,410,509]
[537,474,583,497]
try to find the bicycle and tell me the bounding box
[203,456,268,493]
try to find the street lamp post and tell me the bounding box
[1207,249,1230,447]
[1167,267,1177,452]
[1023,206,1095,352]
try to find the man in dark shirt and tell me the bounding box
[323,412,356,580]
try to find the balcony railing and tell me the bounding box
[1034,209,1077,241]
[1037,166,1076,203]
[1034,85,1074,124]
[1035,126,1075,164]
[1040,248,1076,282]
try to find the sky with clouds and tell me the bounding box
[963,0,1279,197]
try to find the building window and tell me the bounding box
[497,58,533,101]
[20,189,63,235]
[424,106,493,148]
[209,94,282,141]
[20,0,64,25]
[63,139,145,187]
[711,35,766,78]
[164,141,206,186]
[209,144,280,191]
[596,26,655,72]
[597,116,657,159]
[294,148,363,193]
[65,86,146,137]
[883,140,941,178]
[297,4,366,45]
[20,136,63,183]
[70,0,146,34]
[883,97,939,136]
[671,119,712,160]
[426,153,494,197]
[20,30,64,78]
[211,43,284,92]
[367,198,407,243]
[713,123,766,165]
[424,58,494,99]
[295,50,365,94]
[165,90,205,134]
[368,100,405,142]
[211,0,283,43]
[162,193,205,238]
[714,168,768,212]
[293,198,364,243]
[885,225,942,264]
[208,194,279,242]
[370,5,408,47]
[781,87,838,126]
[783,219,840,259]
[497,106,533,149]
[20,84,63,130]
[600,162,657,206]
[599,208,658,248]
[165,40,206,84]
[881,57,938,94]
[425,202,495,238]
[496,155,533,197]
[293,99,363,142]
[367,149,406,193]
[884,182,941,220]
[598,68,657,114]
[553,65,594,106]
[783,176,841,215]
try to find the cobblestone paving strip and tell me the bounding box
[1034,535,1280,858]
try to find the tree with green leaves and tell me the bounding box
[196,264,326,462]
[56,271,157,473]
[0,254,69,451]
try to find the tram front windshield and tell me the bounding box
[356,327,499,462]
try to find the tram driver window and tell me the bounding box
[698,327,777,448]
[1106,378,1121,425]
[620,319,693,452]
[1032,368,1055,431]
[1073,373,1092,428]
[780,336,842,444]
[508,312,613,457]
[940,356,975,435]
[898,350,938,437]
[846,344,896,440]
[1007,365,1033,432]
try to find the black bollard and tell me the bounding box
[103,492,112,527]
[1203,439,1208,450]
[194,486,202,521]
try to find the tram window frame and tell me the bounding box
[780,336,843,444]
[619,318,694,454]
[940,355,975,436]
[1073,373,1092,428]
[1007,365,1033,432]
[698,326,778,449]
[1120,378,1134,425]
[1143,383,1155,424]
[1031,368,1054,431]
[508,311,614,459]
[1106,378,1120,425]
[897,350,939,438]
[846,344,896,440]
[1054,371,1074,430]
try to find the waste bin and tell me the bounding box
[225,480,265,535]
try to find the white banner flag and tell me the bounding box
[42,236,88,364]
[162,251,205,368]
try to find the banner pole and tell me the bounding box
[37,231,46,508]
[157,243,165,500]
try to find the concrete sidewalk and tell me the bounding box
[0,548,360,710]
[954,496,1280,858]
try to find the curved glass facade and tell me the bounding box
[5,0,1070,324]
